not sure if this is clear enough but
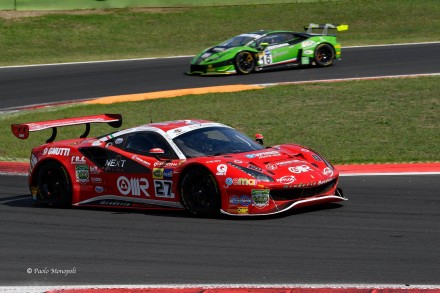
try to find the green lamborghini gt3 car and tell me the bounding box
[189,23,348,75]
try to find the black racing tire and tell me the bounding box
[37,161,72,208]
[314,43,335,67]
[180,167,221,217]
[234,51,255,74]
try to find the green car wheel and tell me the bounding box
[235,51,255,74]
[314,43,335,67]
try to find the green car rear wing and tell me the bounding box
[304,23,349,35]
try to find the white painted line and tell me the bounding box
[344,41,440,49]
[1,41,439,69]
[0,55,193,69]
[254,73,440,87]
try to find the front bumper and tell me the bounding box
[188,59,236,75]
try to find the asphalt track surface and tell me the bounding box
[1,42,440,110]
[0,43,439,288]
[0,174,439,286]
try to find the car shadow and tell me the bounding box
[1,193,344,220]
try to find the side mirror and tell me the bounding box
[149,148,165,160]
[258,42,269,50]
[255,134,264,146]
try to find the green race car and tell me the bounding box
[189,23,348,75]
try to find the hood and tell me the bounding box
[192,46,238,65]
[221,145,336,185]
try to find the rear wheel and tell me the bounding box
[314,43,335,67]
[180,167,220,217]
[37,161,72,208]
[235,51,255,74]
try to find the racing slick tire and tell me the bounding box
[314,43,335,67]
[234,51,255,74]
[37,161,72,208]
[180,167,221,217]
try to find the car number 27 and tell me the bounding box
[154,180,175,198]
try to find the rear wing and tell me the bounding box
[304,23,349,35]
[11,113,122,143]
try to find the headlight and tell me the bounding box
[229,163,274,182]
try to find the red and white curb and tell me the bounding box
[1,284,440,293]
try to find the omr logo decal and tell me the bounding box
[117,176,150,197]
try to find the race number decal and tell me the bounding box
[258,50,272,65]
[154,180,175,198]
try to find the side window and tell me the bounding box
[125,132,177,159]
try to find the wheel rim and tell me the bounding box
[40,167,68,202]
[182,171,219,215]
[237,52,254,73]
[187,174,216,210]
[316,45,333,64]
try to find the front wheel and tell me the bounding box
[314,43,335,67]
[37,161,72,208]
[180,167,221,217]
[235,51,255,74]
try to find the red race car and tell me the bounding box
[11,114,346,216]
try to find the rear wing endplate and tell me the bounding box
[11,113,122,143]
[304,23,349,35]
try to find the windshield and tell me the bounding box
[173,126,264,158]
[218,34,260,48]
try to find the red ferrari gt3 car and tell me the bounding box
[11,114,346,216]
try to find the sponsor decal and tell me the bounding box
[75,165,89,183]
[89,166,100,174]
[152,168,173,180]
[153,168,164,179]
[216,164,227,175]
[288,165,312,174]
[91,177,102,183]
[225,177,257,187]
[43,147,70,156]
[206,159,221,164]
[105,158,126,168]
[163,169,173,179]
[229,195,252,207]
[267,43,289,50]
[154,161,178,168]
[95,186,104,193]
[245,151,281,159]
[100,200,131,207]
[252,189,270,208]
[154,180,175,198]
[277,175,296,184]
[91,141,103,146]
[304,50,314,55]
[266,160,305,170]
[114,138,124,144]
[131,155,151,167]
[71,156,86,164]
[237,207,249,214]
[117,176,150,197]
[302,40,316,48]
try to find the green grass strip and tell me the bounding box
[2,76,439,164]
[1,0,440,65]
